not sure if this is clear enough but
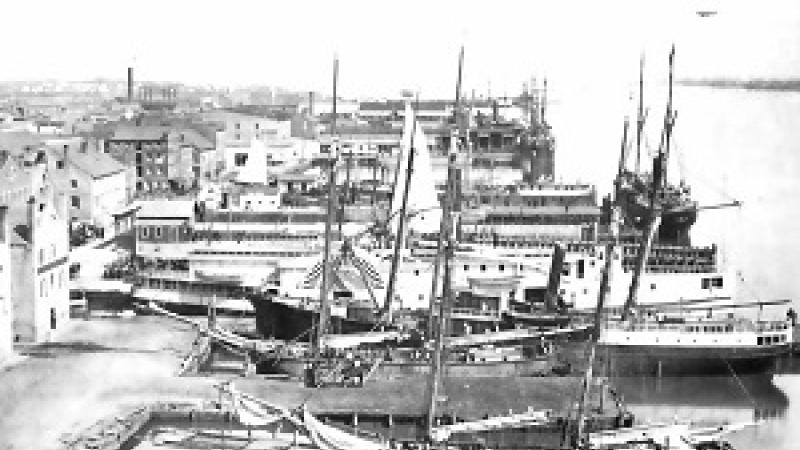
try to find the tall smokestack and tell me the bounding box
[127,67,134,102]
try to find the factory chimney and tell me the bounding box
[127,67,134,103]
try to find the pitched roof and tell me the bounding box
[68,151,126,180]
[170,128,215,149]
[7,201,33,245]
[110,125,169,141]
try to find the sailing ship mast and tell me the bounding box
[428,46,464,340]
[574,117,629,446]
[315,55,339,356]
[635,54,646,173]
[623,46,676,316]
[426,45,463,438]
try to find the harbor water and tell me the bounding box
[551,85,800,449]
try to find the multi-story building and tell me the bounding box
[106,124,217,195]
[198,111,291,147]
[6,176,70,343]
[107,125,170,194]
[56,144,127,238]
[166,128,217,190]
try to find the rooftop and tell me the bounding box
[68,150,126,180]
[359,100,450,111]
[0,131,43,154]
[170,128,215,149]
[110,125,170,141]
[136,199,195,219]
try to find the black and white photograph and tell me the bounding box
[0,1,798,449]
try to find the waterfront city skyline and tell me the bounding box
[2,0,799,98]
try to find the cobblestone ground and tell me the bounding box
[0,316,216,450]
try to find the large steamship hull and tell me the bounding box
[249,293,379,341]
[597,344,789,376]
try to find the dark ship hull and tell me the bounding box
[597,344,789,377]
[249,292,379,341]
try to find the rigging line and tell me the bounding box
[678,164,738,203]
[724,358,758,408]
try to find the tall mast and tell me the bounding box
[661,45,677,186]
[623,46,675,314]
[383,96,420,323]
[574,119,628,446]
[427,45,462,439]
[618,117,630,179]
[541,77,548,125]
[428,46,463,339]
[460,48,469,196]
[316,55,338,355]
[635,54,646,173]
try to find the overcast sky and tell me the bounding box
[3,0,799,97]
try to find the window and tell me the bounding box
[463,265,469,271]
[480,264,486,272]
[650,283,656,290]
[50,273,54,288]
[71,196,80,209]
[499,264,505,272]
[712,277,724,288]
[70,179,78,189]
[414,270,420,276]
[255,123,260,130]
[136,181,143,191]
[136,166,143,177]
[56,160,64,169]
[155,227,162,238]
[142,227,149,238]
[234,153,248,167]
[235,123,241,130]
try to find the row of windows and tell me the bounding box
[686,325,735,333]
[141,226,165,238]
[758,335,787,345]
[38,244,61,266]
[193,250,312,257]
[39,269,66,298]
[135,180,170,192]
[475,215,597,225]
[409,263,533,276]
[701,277,725,289]
[136,166,167,177]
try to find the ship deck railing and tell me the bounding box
[604,319,790,334]
[449,307,502,320]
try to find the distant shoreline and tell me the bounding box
[680,79,800,92]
